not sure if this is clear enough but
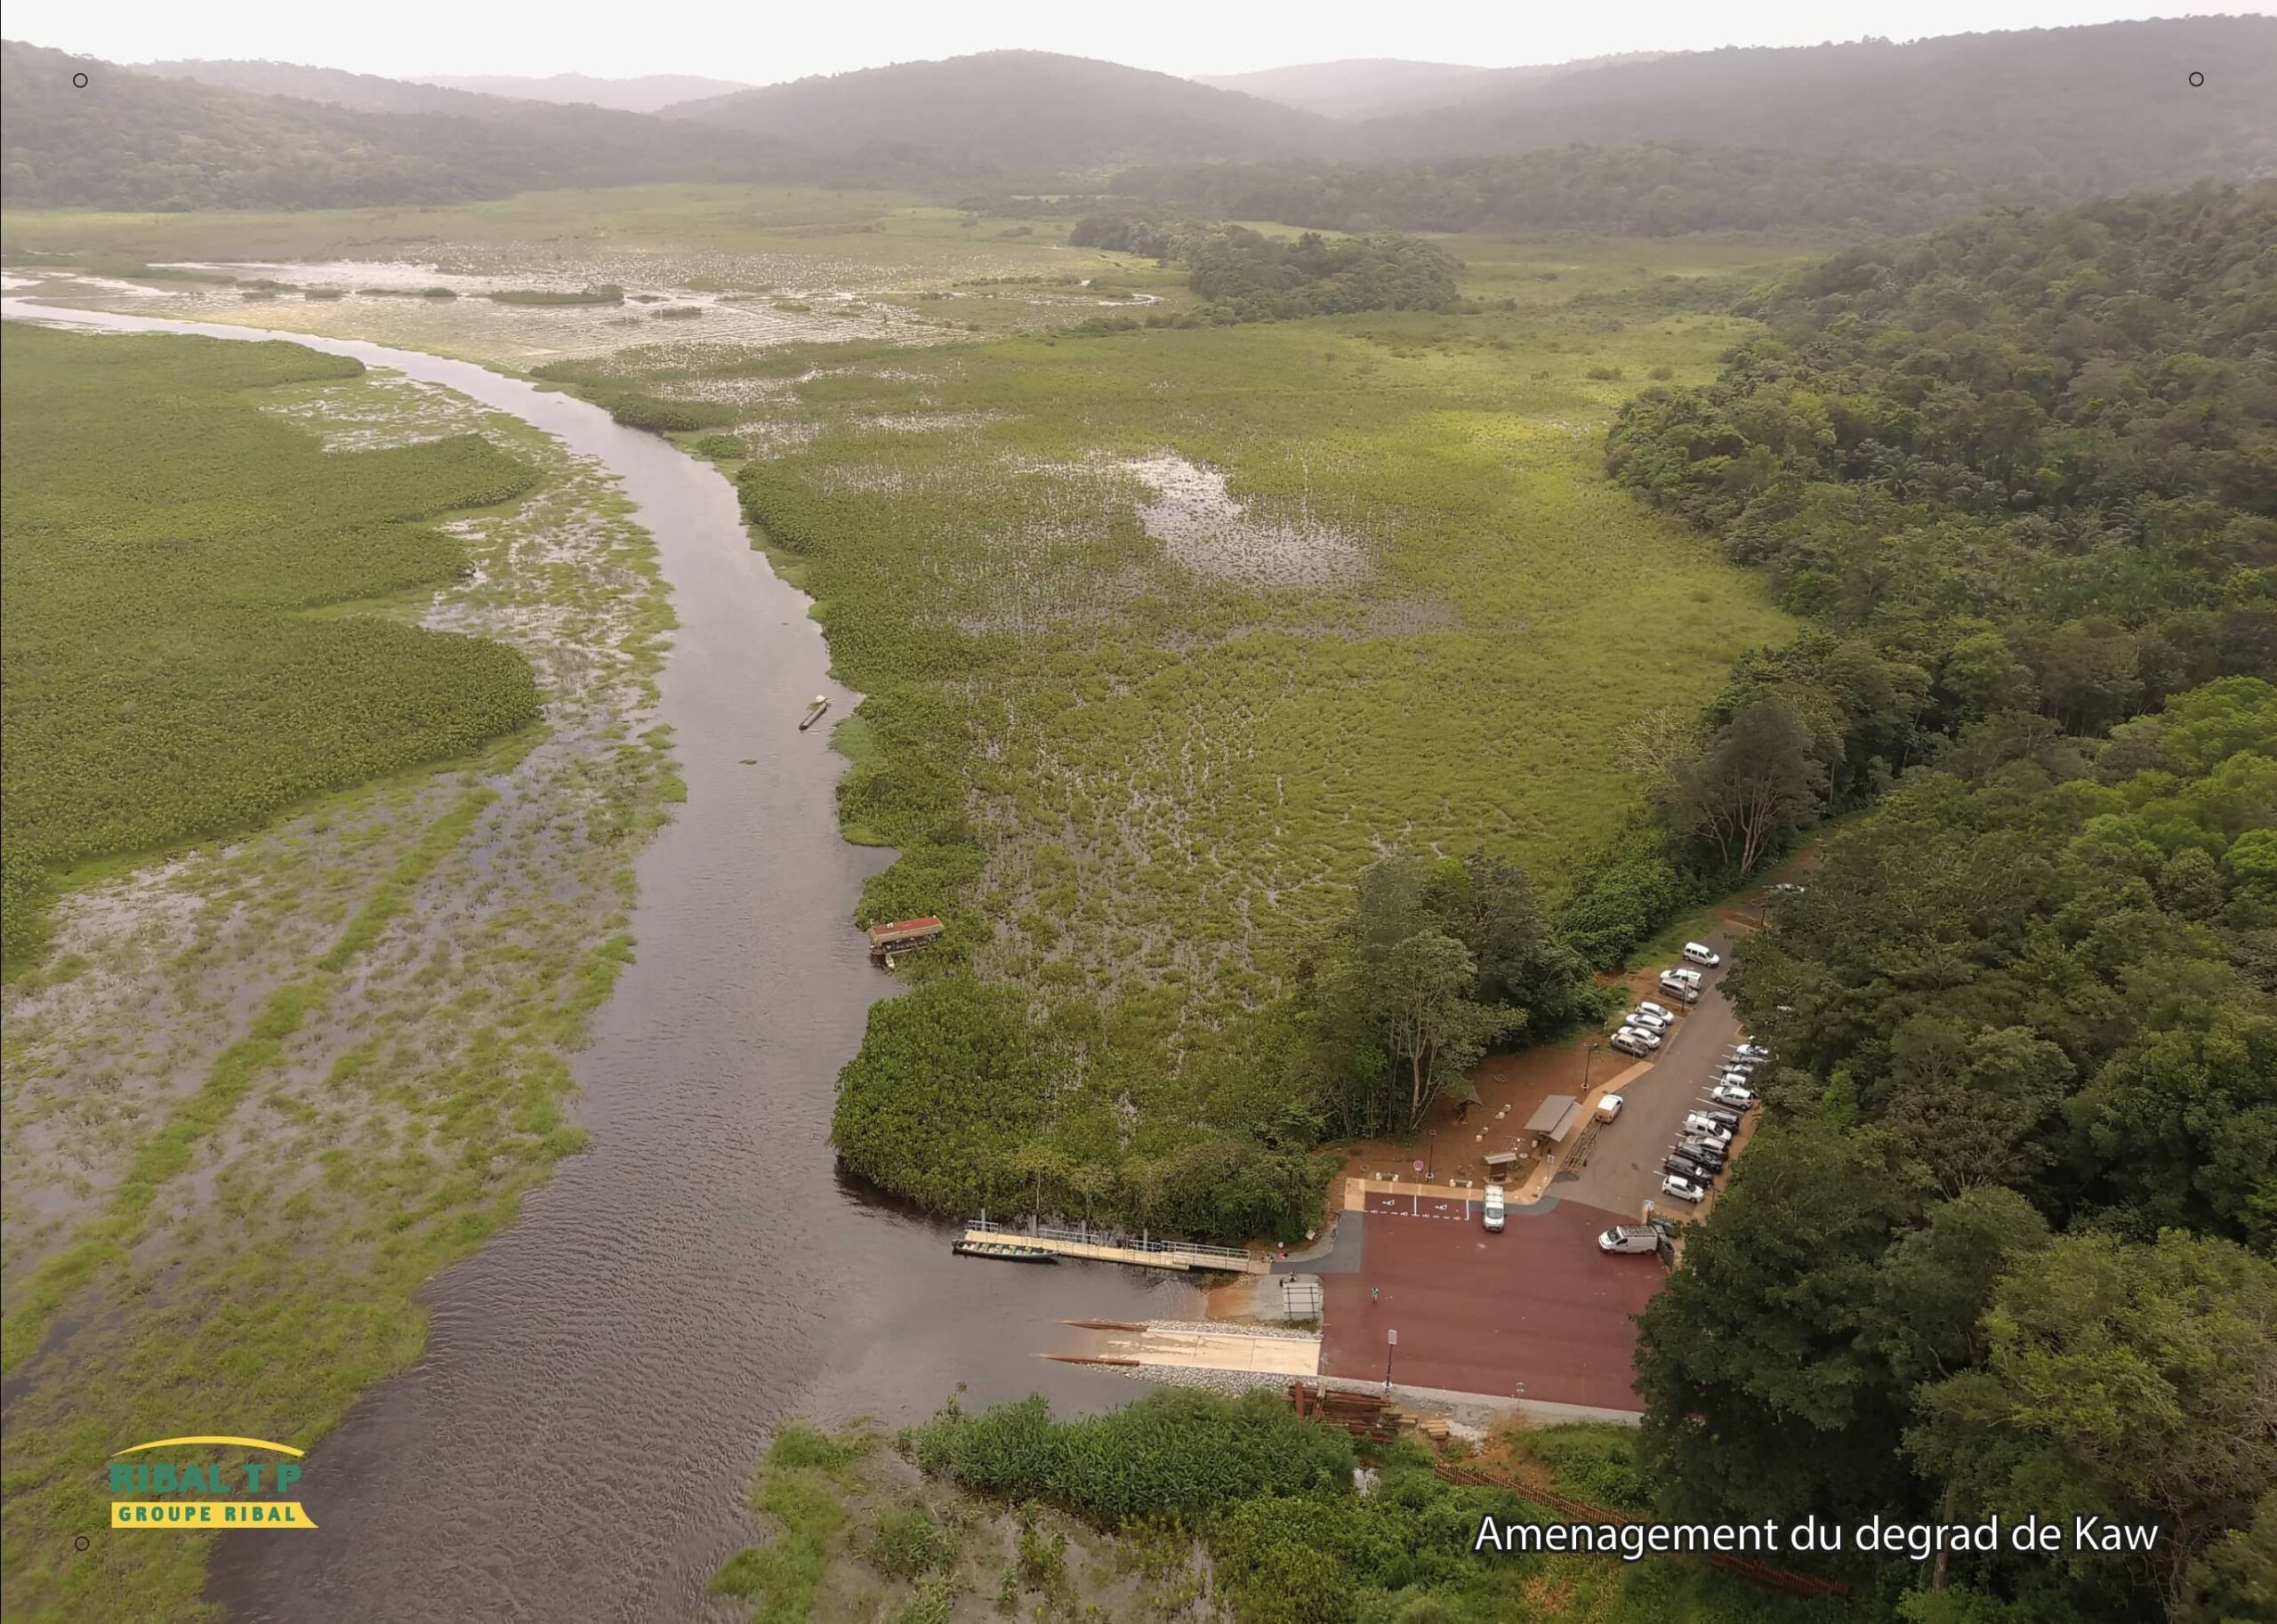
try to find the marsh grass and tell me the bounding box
[525,231,1806,1224]
[0,350,678,1622]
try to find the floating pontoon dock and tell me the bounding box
[961,1217,1268,1274]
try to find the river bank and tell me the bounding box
[0,301,1200,1624]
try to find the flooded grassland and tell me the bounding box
[0,362,676,1620]
[0,185,1192,366]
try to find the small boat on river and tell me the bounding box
[799,695,830,731]
[952,1239,1060,1264]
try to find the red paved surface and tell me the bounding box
[1319,1197,1661,1411]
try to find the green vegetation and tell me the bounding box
[781,1390,1821,1624]
[709,1422,868,1624]
[0,323,541,961]
[1642,688,2277,1623]
[1,345,677,1622]
[1302,851,1608,1136]
[1070,216,1462,321]
[1551,183,2277,960]
[534,245,1795,1238]
[1609,185,2277,1624]
[1109,147,2071,237]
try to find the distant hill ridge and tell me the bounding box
[668,50,1335,168]
[135,58,508,117]
[5,20,2275,213]
[417,71,752,114]
[1360,18,2277,189]
[1,40,777,210]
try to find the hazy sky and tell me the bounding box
[7,0,2264,83]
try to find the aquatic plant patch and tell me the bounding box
[0,324,542,959]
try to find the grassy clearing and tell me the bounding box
[527,226,1806,1225]
[580,261,1797,1033]
[0,346,677,1622]
[0,325,542,960]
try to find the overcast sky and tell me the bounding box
[6,1,2263,83]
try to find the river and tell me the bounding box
[1,301,1201,1621]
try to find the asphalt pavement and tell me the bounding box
[1558,929,1746,1220]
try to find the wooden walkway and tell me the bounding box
[960,1222,1269,1274]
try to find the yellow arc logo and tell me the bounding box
[108,1435,317,1530]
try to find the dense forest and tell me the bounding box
[1106,147,2069,237]
[1368,18,2277,191]
[1576,185,2277,1624]
[1071,214,1463,320]
[1562,182,2277,964]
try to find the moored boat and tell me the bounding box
[951,1240,1060,1264]
[799,695,830,730]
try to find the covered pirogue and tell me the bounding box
[866,916,945,967]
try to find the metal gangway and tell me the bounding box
[963,1215,1268,1274]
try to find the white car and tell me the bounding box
[1483,1185,1507,1232]
[1734,1041,1769,1060]
[1595,1093,1624,1122]
[1682,1113,1734,1143]
[1627,1005,1673,1031]
[1661,1173,1707,1203]
[1682,942,1722,969]
[1710,1081,1757,1108]
[1634,1001,1679,1025]
[1613,1024,1661,1050]
[1610,1029,1655,1058]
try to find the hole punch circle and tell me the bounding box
[71,72,88,88]
[2189,71,2205,86]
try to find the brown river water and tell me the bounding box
[2,302,1200,1621]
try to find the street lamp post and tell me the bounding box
[1384,1328,1397,1395]
[1583,1041,1600,1092]
[1426,1130,1436,1180]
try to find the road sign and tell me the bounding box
[1412,1159,1423,1172]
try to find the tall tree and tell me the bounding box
[1909,1231,2277,1616]
[1665,694,1829,872]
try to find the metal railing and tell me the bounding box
[966,1215,1255,1267]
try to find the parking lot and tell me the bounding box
[1306,930,1764,1412]
[1316,1194,1662,1412]
[1560,933,1748,1220]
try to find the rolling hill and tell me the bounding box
[670,51,1337,170]
[134,58,507,116]
[1359,19,2277,191]
[1,41,776,211]
[417,72,751,114]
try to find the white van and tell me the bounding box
[1483,1185,1507,1232]
[1683,1113,1734,1144]
[1598,1226,1660,1254]
[1683,942,1722,968]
